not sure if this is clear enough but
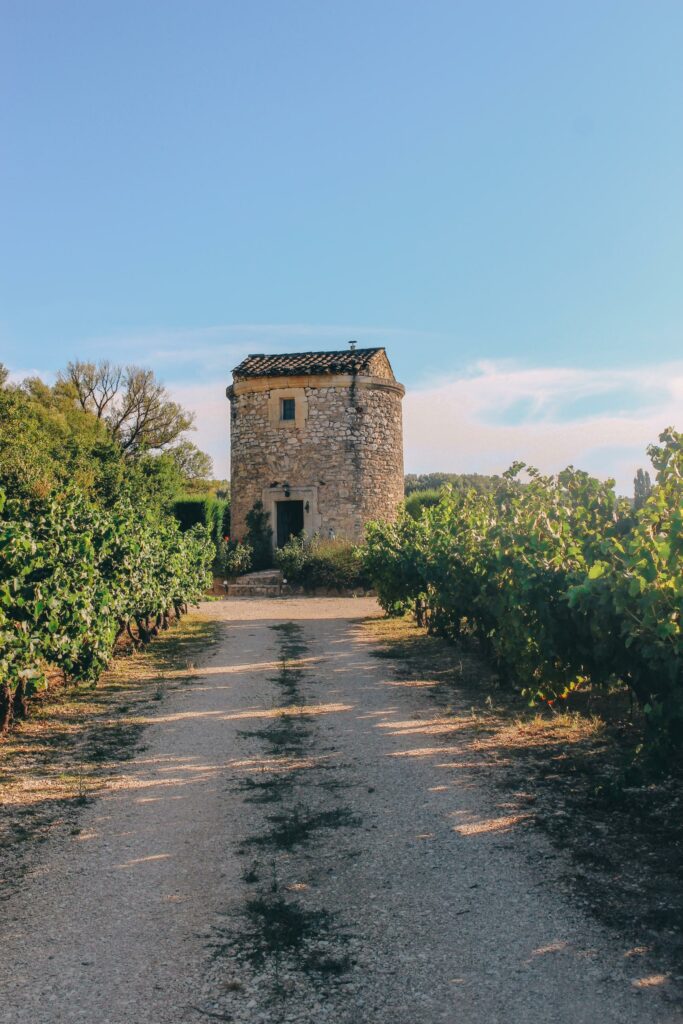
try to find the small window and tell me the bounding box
[281,398,296,421]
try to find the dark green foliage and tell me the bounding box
[404,489,442,519]
[0,487,214,728]
[172,496,228,547]
[0,372,123,500]
[275,536,370,591]
[367,429,683,750]
[0,364,212,513]
[171,496,230,570]
[569,429,683,749]
[245,501,273,570]
[172,496,212,533]
[633,468,653,511]
[0,363,216,732]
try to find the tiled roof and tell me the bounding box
[232,348,386,380]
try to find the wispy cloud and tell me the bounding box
[9,349,678,494]
[171,359,681,492]
[404,360,682,493]
[83,322,439,379]
[7,367,56,384]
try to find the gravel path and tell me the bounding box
[0,597,678,1023]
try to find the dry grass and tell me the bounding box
[364,614,683,977]
[0,613,219,896]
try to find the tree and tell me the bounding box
[633,468,653,511]
[58,361,194,456]
[0,373,120,498]
[245,501,273,570]
[2,361,212,508]
[168,440,214,481]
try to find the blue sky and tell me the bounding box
[1,1,681,489]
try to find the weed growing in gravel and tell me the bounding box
[249,804,360,851]
[237,770,298,805]
[269,622,308,661]
[223,619,357,1001]
[75,767,89,805]
[241,861,260,884]
[238,713,310,755]
[244,896,331,960]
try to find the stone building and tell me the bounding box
[226,347,405,548]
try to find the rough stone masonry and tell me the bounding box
[226,347,405,546]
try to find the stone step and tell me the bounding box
[226,569,284,598]
[235,570,283,583]
[227,584,283,597]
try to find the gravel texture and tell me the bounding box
[0,597,678,1023]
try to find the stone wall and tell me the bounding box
[229,371,404,545]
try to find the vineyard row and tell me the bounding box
[364,428,682,749]
[0,489,214,731]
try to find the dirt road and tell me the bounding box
[0,598,677,1023]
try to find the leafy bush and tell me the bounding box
[568,428,683,746]
[276,535,370,591]
[245,501,273,571]
[365,429,682,749]
[216,540,253,579]
[0,488,214,731]
[404,489,442,520]
[221,502,231,538]
[172,495,229,551]
[0,359,218,733]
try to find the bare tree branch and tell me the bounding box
[58,360,195,456]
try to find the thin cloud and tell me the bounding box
[405,360,682,493]
[171,359,681,493]
[83,323,440,377]
[6,368,56,384]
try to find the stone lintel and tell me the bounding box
[227,373,405,400]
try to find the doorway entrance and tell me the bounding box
[276,500,304,548]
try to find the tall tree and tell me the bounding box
[0,370,120,497]
[168,440,214,481]
[633,468,653,510]
[58,361,194,456]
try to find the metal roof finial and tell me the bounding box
[348,339,357,351]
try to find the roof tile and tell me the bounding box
[232,348,388,380]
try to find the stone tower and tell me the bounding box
[226,347,405,548]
